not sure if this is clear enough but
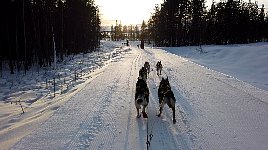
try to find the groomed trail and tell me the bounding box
[12,44,268,150]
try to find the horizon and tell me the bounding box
[96,0,268,26]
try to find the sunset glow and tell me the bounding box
[96,0,268,26]
[95,0,163,26]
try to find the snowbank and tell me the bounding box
[0,40,130,149]
[158,42,268,91]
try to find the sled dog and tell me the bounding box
[139,67,147,81]
[135,77,149,118]
[144,61,150,75]
[157,77,176,124]
[156,61,163,76]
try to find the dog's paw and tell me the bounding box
[137,114,141,118]
[157,114,161,117]
[173,119,176,124]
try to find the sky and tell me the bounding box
[95,0,163,26]
[95,0,268,26]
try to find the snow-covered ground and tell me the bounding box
[161,43,268,91]
[0,41,268,149]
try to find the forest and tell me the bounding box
[145,0,268,46]
[0,0,101,74]
[1,0,268,74]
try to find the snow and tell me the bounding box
[161,43,268,91]
[0,41,268,150]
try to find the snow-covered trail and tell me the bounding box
[146,48,268,149]
[12,45,268,150]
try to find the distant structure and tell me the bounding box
[100,26,114,40]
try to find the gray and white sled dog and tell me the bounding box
[139,66,147,81]
[156,61,163,76]
[135,76,149,118]
[157,77,176,124]
[144,61,150,75]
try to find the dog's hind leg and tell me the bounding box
[157,106,163,117]
[142,105,148,118]
[158,97,162,104]
[172,107,176,124]
[135,100,141,118]
[142,105,146,113]
[171,98,176,124]
[136,107,141,118]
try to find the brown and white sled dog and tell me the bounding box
[144,61,150,75]
[135,77,149,118]
[156,61,163,76]
[157,77,176,124]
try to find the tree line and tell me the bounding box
[0,0,101,74]
[108,20,142,41]
[146,0,268,46]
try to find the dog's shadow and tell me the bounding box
[135,117,148,149]
[171,86,195,126]
[136,117,147,130]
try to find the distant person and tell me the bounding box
[140,39,144,49]
[126,39,129,46]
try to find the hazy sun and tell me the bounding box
[95,0,163,26]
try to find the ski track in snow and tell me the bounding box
[12,44,268,150]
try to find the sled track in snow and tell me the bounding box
[11,45,268,150]
[141,48,192,149]
[123,49,143,149]
[66,77,121,149]
[147,47,268,149]
[154,52,200,149]
[12,47,196,150]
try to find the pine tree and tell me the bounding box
[191,0,206,45]
[1,0,101,74]
[140,20,147,41]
